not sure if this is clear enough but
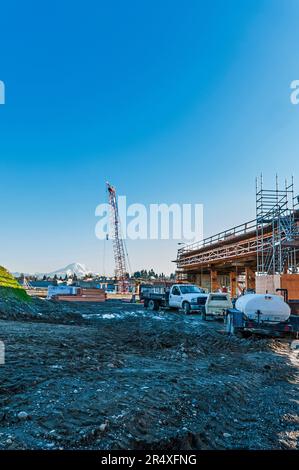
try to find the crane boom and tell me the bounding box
[106,182,129,293]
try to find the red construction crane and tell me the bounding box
[106,182,129,293]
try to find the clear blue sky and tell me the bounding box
[1,0,299,275]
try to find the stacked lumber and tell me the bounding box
[54,288,106,302]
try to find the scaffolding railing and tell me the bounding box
[177,232,273,269]
[178,218,256,256]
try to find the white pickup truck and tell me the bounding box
[204,292,233,319]
[142,284,207,314]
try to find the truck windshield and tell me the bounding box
[179,286,202,294]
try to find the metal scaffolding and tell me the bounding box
[176,177,299,281]
[256,175,299,275]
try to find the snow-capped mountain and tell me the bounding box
[12,263,92,279]
[46,263,91,278]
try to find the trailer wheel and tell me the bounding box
[182,301,191,315]
[148,299,158,311]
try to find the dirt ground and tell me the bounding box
[0,300,298,450]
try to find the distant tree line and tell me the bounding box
[132,269,175,280]
[18,270,175,283]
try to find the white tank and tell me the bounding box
[235,294,290,323]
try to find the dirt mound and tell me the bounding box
[0,291,83,324]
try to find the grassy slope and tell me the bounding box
[0,266,30,301]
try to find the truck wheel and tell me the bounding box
[148,299,158,311]
[182,301,191,315]
[201,311,207,321]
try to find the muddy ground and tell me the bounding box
[0,300,298,450]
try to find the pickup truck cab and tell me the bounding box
[143,283,207,314]
[169,284,207,313]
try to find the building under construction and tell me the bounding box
[176,177,299,300]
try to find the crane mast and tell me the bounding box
[106,182,129,293]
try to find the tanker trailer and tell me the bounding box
[226,294,292,337]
